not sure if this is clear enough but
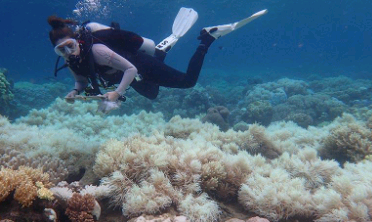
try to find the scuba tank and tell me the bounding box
[85,22,156,56]
[54,21,157,101]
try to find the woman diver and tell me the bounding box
[48,8,267,107]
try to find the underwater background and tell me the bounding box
[2,0,372,81]
[2,0,372,222]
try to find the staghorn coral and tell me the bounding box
[0,166,53,207]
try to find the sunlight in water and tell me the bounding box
[72,0,127,20]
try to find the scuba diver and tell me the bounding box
[48,8,267,111]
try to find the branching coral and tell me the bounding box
[320,116,372,164]
[312,161,372,222]
[164,116,281,159]
[122,169,180,217]
[15,99,165,142]
[65,193,96,222]
[0,166,53,207]
[178,193,220,222]
[0,115,99,183]
[272,148,341,190]
[238,168,315,221]
[0,147,68,184]
[94,129,277,220]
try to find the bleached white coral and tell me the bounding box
[313,161,372,221]
[178,193,220,222]
[272,148,341,190]
[15,98,165,143]
[122,169,179,217]
[80,184,112,200]
[93,133,170,179]
[50,187,73,202]
[100,171,133,208]
[238,168,314,221]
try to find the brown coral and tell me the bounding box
[0,167,17,202]
[0,147,69,184]
[65,193,96,222]
[202,106,230,131]
[320,122,372,164]
[0,166,52,207]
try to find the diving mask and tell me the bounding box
[54,38,79,57]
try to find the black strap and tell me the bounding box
[54,56,69,77]
[86,49,103,96]
[110,21,120,30]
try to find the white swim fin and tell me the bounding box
[202,9,268,39]
[156,7,198,52]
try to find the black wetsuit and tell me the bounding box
[73,28,210,100]
[123,47,207,99]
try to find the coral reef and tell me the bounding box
[89,112,372,221]
[9,81,69,118]
[0,68,14,116]
[227,77,348,127]
[319,114,372,164]
[8,75,370,129]
[273,94,346,127]
[0,115,99,184]
[202,106,230,131]
[0,166,53,207]
[309,76,372,105]
[131,214,189,222]
[0,148,68,184]
[93,119,282,219]
[15,98,165,142]
[4,74,372,221]
[50,181,107,221]
[242,100,273,126]
[65,193,96,222]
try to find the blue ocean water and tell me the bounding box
[1,0,372,82]
[2,1,372,221]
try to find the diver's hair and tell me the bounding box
[48,15,77,46]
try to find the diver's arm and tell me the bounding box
[64,69,89,103]
[92,44,137,95]
[70,69,89,93]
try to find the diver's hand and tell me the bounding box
[104,91,121,102]
[65,90,79,104]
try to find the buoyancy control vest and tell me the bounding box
[63,22,158,97]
